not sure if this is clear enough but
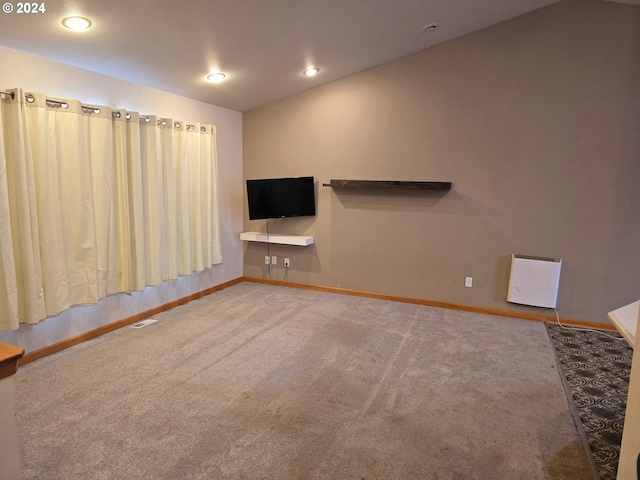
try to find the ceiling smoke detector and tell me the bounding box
[422,23,439,33]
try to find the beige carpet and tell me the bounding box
[15,282,593,479]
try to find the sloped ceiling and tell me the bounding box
[0,0,563,111]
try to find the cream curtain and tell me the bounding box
[122,113,147,292]
[0,89,221,330]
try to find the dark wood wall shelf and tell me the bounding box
[323,180,451,191]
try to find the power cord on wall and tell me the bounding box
[553,308,624,341]
[265,219,289,282]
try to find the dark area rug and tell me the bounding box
[547,323,633,480]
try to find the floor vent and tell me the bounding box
[130,319,158,329]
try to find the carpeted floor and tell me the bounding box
[547,324,633,480]
[16,283,593,479]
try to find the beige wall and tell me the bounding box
[243,0,640,325]
[0,45,244,352]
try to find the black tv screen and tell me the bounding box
[246,176,316,220]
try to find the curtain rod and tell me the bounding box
[112,111,132,120]
[9,94,207,131]
[24,94,99,114]
[141,117,206,132]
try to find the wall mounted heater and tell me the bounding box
[507,254,562,308]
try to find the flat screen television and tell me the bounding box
[246,176,316,220]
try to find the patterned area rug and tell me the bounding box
[547,324,633,480]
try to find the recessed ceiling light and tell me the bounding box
[422,23,439,33]
[303,67,320,77]
[62,16,93,31]
[207,73,226,83]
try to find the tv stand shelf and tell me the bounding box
[240,232,314,247]
[323,180,451,190]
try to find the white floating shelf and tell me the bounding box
[240,232,314,247]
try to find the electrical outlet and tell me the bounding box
[264,256,270,265]
[271,256,277,265]
[465,277,473,288]
[284,258,290,267]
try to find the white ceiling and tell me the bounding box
[0,0,562,112]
